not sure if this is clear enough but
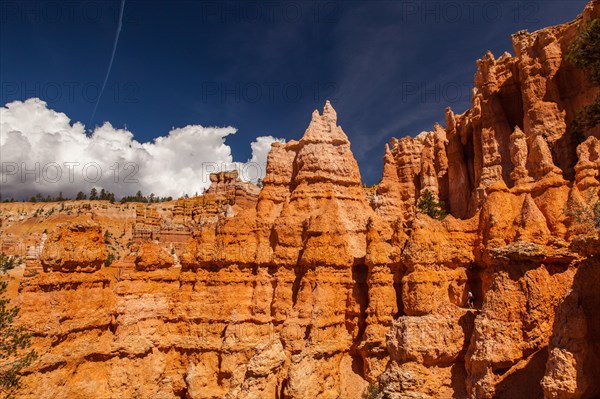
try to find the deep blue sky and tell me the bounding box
[0,0,588,185]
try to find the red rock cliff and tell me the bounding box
[1,2,599,399]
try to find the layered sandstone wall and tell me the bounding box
[375,2,600,398]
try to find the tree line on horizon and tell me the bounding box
[0,189,173,204]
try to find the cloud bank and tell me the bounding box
[0,98,283,200]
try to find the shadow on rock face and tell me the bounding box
[542,257,600,399]
[493,348,548,399]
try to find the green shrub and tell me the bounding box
[573,203,600,231]
[417,189,447,220]
[570,94,600,143]
[567,18,600,141]
[104,253,115,267]
[567,18,600,84]
[568,189,600,232]
[0,254,20,274]
[0,281,37,398]
[362,383,380,399]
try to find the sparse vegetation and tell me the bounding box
[567,18,600,84]
[0,281,37,398]
[113,266,123,283]
[567,18,600,141]
[27,193,70,203]
[88,188,115,202]
[104,230,112,244]
[592,203,600,231]
[104,253,115,267]
[363,183,379,201]
[568,190,600,232]
[570,95,600,143]
[120,190,172,203]
[362,383,380,399]
[417,189,447,220]
[17,188,176,204]
[0,254,21,274]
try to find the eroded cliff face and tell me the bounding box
[1,2,599,399]
[374,1,600,398]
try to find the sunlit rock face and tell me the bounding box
[375,2,600,398]
[1,2,599,399]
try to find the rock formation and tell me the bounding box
[41,222,107,273]
[135,241,175,271]
[373,2,600,398]
[509,126,531,184]
[0,2,599,399]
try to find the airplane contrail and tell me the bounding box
[89,0,126,128]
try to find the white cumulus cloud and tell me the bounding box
[0,98,283,200]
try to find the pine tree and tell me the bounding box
[0,254,19,274]
[567,18,600,84]
[0,281,37,398]
[417,189,447,220]
[89,188,98,200]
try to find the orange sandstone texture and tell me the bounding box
[0,2,599,398]
[375,2,600,399]
[40,221,108,273]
